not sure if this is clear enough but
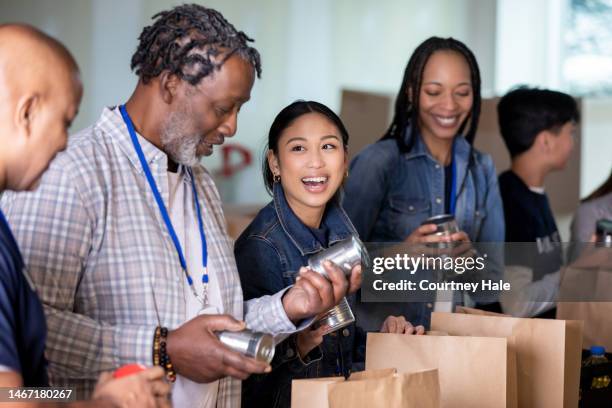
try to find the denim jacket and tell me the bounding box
[235,183,362,408]
[343,126,505,328]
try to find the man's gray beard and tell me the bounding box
[160,110,201,167]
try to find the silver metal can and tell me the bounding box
[421,214,460,249]
[307,235,369,277]
[217,330,275,363]
[422,214,460,235]
[312,297,355,335]
[307,236,368,334]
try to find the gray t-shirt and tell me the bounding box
[569,192,612,262]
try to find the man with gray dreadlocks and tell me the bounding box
[0,4,360,407]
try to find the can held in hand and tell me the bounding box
[312,297,355,335]
[307,235,369,277]
[308,236,368,335]
[421,214,460,249]
[217,330,275,364]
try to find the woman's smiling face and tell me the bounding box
[268,112,347,216]
[417,50,474,143]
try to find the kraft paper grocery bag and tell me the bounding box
[557,245,612,351]
[327,368,440,408]
[557,302,612,351]
[366,333,515,408]
[348,368,397,380]
[291,368,439,408]
[455,305,508,317]
[432,310,583,408]
[291,377,344,408]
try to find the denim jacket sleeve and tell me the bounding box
[235,236,322,373]
[343,142,397,240]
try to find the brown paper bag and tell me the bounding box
[291,377,344,408]
[557,246,612,350]
[291,368,439,408]
[348,368,396,380]
[432,311,583,408]
[455,305,509,317]
[328,368,440,408]
[557,302,612,350]
[366,333,515,408]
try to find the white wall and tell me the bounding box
[1,0,95,131]
[581,98,612,197]
[495,0,567,94]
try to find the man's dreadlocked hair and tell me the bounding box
[131,4,262,85]
[382,37,481,153]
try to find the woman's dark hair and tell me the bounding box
[263,100,349,194]
[497,86,580,158]
[131,3,262,85]
[583,169,612,203]
[381,37,481,152]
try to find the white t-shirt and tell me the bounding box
[168,167,224,408]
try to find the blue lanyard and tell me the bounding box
[119,105,209,306]
[449,140,457,216]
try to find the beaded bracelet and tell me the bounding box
[153,326,176,382]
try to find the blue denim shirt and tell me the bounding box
[235,183,362,408]
[343,126,505,328]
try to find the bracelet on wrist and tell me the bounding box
[153,326,176,382]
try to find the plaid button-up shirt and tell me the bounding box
[1,107,297,406]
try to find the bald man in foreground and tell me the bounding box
[0,24,170,408]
